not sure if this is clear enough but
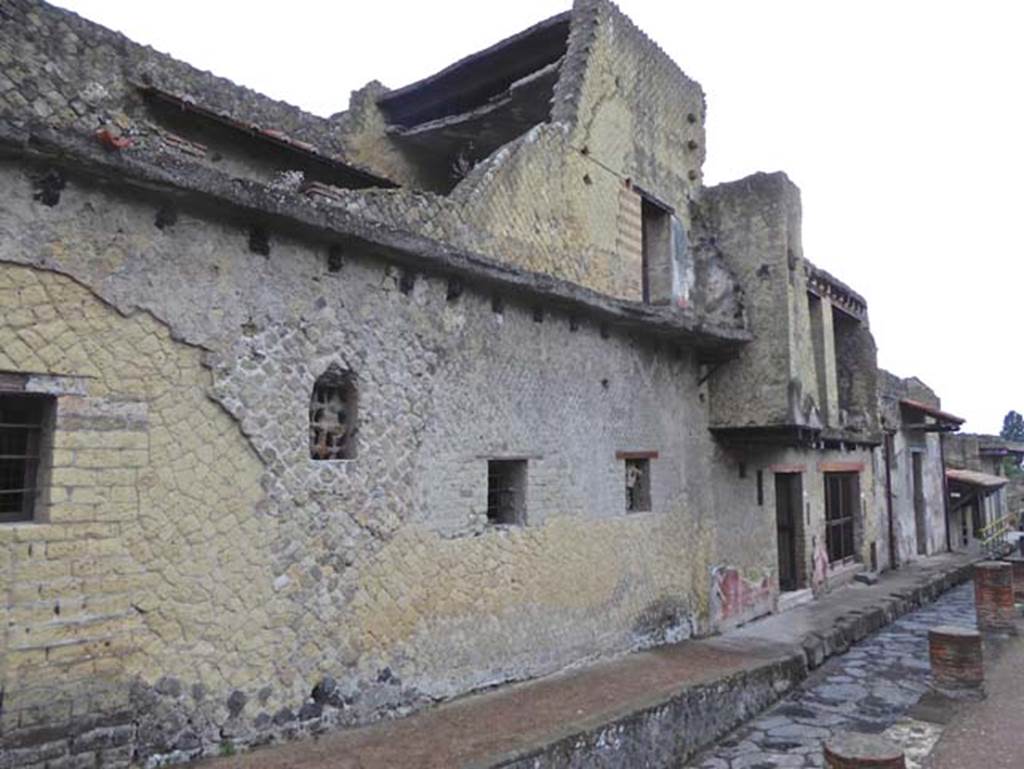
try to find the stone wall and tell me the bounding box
[699,172,879,441]
[0,156,731,764]
[700,173,803,429]
[875,372,949,567]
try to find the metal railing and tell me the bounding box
[980,511,1021,558]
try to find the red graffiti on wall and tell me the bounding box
[710,566,773,624]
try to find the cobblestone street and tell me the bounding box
[689,583,977,769]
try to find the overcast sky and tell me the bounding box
[54,0,1023,433]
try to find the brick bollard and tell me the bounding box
[974,561,1018,634]
[928,625,984,696]
[824,733,906,769]
[1003,555,1024,601]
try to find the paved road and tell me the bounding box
[689,583,976,769]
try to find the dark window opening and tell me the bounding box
[625,458,651,512]
[487,460,527,525]
[824,472,859,563]
[756,469,764,506]
[0,394,55,523]
[309,365,358,460]
[641,197,672,304]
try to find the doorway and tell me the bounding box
[911,452,927,555]
[775,473,804,592]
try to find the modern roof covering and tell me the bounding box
[377,12,571,128]
[899,398,966,426]
[946,468,1008,489]
[979,441,1024,457]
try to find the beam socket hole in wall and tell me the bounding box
[625,458,651,513]
[154,206,178,230]
[32,170,66,207]
[486,460,527,525]
[309,365,358,460]
[248,225,270,256]
[446,276,464,302]
[0,393,56,523]
[327,245,344,273]
[399,269,416,295]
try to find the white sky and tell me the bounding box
[53,0,1024,433]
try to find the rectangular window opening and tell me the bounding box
[824,471,859,563]
[0,393,55,524]
[756,469,764,506]
[487,460,527,525]
[625,457,652,513]
[640,197,671,304]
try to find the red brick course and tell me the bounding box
[928,625,983,692]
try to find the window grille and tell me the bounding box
[0,394,54,523]
[824,471,858,563]
[309,365,357,460]
[487,460,527,525]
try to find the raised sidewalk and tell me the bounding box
[200,553,975,769]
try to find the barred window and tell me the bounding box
[487,460,527,525]
[824,471,859,563]
[0,394,55,523]
[309,365,358,460]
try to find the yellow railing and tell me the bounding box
[980,513,1018,557]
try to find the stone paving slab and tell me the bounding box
[197,553,976,769]
[688,582,977,769]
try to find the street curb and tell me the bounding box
[475,560,977,769]
[799,561,976,670]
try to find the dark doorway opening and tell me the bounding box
[775,473,804,592]
[912,452,927,555]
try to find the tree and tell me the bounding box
[1001,410,1024,442]
[1001,410,1024,479]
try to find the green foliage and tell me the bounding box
[219,741,236,757]
[1001,410,1024,441]
[1003,456,1024,479]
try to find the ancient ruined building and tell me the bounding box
[0,0,959,765]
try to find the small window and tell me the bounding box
[625,458,652,512]
[487,460,527,525]
[309,365,358,460]
[0,394,55,523]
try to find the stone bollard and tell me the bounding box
[1003,555,1024,602]
[824,732,906,769]
[928,625,984,697]
[974,561,1018,634]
